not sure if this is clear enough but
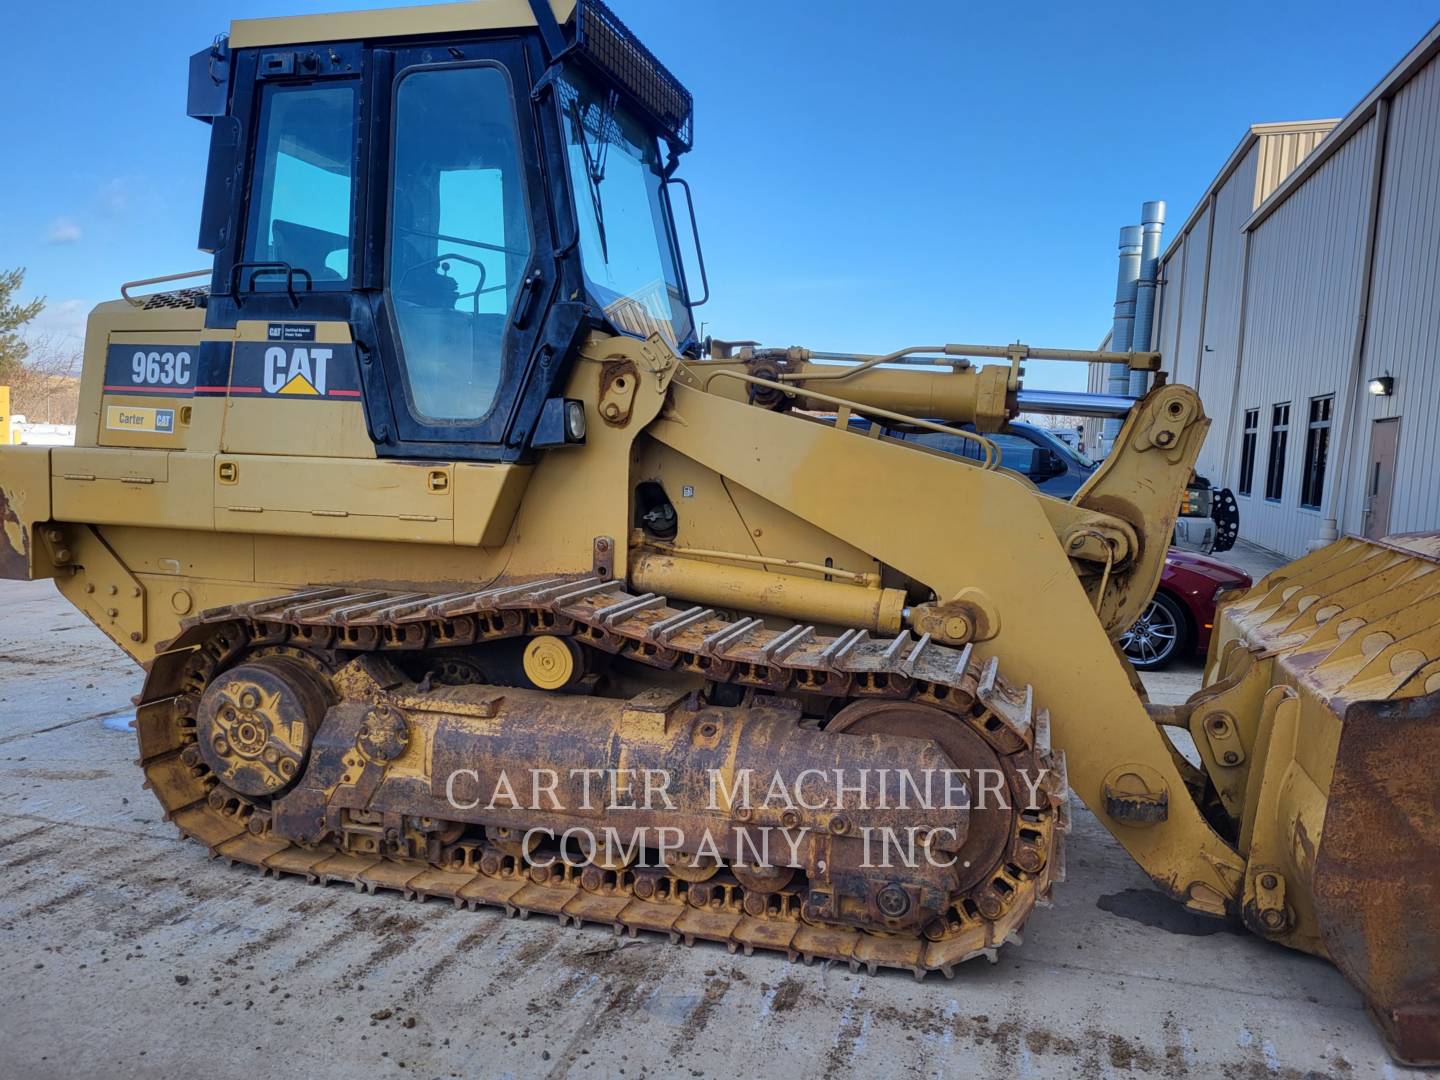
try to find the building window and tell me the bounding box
[1238,408,1259,496]
[1300,395,1334,509]
[1264,402,1290,502]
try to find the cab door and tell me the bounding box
[362,41,579,461]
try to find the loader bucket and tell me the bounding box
[1312,692,1440,1064]
[1202,533,1440,1065]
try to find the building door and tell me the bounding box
[1363,418,1401,540]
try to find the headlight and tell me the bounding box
[1180,486,1213,517]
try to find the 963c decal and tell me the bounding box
[103,344,197,395]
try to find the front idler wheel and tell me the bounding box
[194,655,332,798]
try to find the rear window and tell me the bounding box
[244,81,357,287]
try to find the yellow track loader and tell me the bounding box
[0,0,1434,1063]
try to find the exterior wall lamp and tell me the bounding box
[1367,375,1395,396]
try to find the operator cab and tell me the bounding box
[189,0,701,461]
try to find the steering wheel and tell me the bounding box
[397,251,488,314]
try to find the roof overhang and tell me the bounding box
[1243,18,1440,233]
[1159,119,1338,265]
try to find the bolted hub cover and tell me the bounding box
[195,656,331,798]
[522,634,583,691]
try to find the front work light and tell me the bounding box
[533,397,588,448]
[566,399,587,441]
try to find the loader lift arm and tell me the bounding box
[651,379,1248,917]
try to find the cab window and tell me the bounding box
[387,64,533,424]
[244,82,356,286]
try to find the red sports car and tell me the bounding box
[1119,549,1254,669]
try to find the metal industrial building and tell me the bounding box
[1091,21,1440,558]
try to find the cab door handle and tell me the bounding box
[512,269,544,328]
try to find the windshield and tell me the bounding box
[1031,426,1096,469]
[557,68,694,351]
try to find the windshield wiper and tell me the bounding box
[569,87,620,261]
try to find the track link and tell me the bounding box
[134,576,1070,977]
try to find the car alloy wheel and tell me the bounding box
[1120,593,1184,669]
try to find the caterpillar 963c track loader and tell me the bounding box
[1,0,1436,1062]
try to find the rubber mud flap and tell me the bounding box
[1312,691,1440,1066]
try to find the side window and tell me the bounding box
[388,64,532,423]
[1238,408,1259,496]
[977,433,1037,474]
[245,82,356,285]
[1265,402,1291,502]
[1300,395,1333,509]
[909,430,981,460]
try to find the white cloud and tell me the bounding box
[98,178,130,217]
[47,217,82,244]
[25,298,93,346]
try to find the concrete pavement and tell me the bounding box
[0,576,1427,1080]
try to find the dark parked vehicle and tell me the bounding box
[885,419,1096,497]
[882,418,1238,554]
[859,415,1252,666]
[1120,548,1253,669]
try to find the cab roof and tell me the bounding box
[230,0,576,49]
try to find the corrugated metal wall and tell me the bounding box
[1194,142,1260,479]
[1142,47,1440,558]
[1345,53,1440,534]
[1154,135,1321,481]
[1171,205,1211,389]
[1230,120,1378,556]
[1253,126,1334,205]
[1156,238,1184,378]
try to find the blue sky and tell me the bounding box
[1,0,1435,390]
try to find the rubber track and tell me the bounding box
[134,576,1070,977]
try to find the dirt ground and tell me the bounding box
[0,555,1429,1079]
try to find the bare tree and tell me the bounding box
[8,336,80,425]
